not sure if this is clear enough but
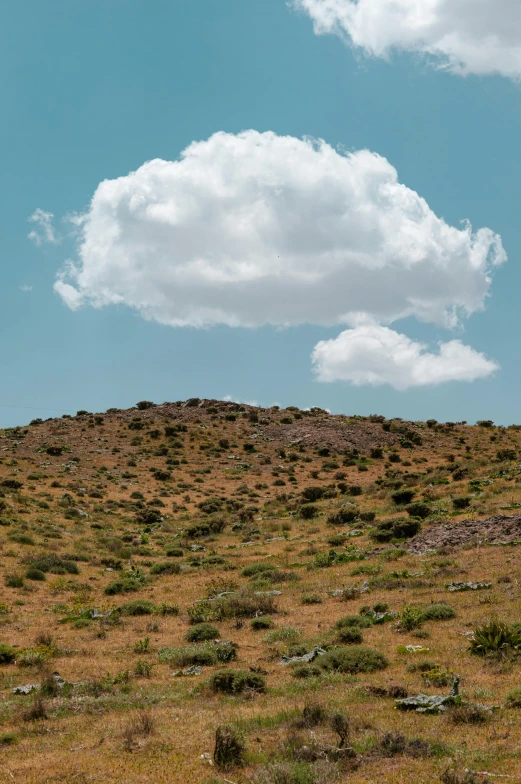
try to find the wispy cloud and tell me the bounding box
[28,208,57,246]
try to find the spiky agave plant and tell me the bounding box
[469,618,521,656]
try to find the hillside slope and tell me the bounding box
[1,400,521,783]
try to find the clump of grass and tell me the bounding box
[264,626,302,644]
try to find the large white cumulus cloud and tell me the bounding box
[292,0,521,79]
[55,130,504,332]
[312,322,499,389]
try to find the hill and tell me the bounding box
[1,399,521,783]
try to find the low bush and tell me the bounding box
[371,518,421,542]
[505,687,521,708]
[30,555,79,575]
[327,508,358,526]
[336,626,363,644]
[0,643,16,664]
[25,568,46,581]
[421,603,456,621]
[300,504,319,520]
[318,645,388,674]
[251,617,273,630]
[149,561,181,575]
[210,669,266,694]
[186,623,220,642]
[405,503,431,519]
[392,490,415,505]
[119,600,157,616]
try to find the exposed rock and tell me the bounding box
[407,515,521,554]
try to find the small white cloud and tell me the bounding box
[312,322,498,389]
[19,285,32,292]
[28,208,57,246]
[292,0,521,80]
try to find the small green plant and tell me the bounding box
[469,618,521,656]
[400,607,424,632]
[133,637,150,654]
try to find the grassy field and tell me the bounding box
[1,399,521,783]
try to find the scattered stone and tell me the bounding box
[446,581,492,592]
[395,676,461,714]
[280,646,326,666]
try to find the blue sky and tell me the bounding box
[1,0,521,426]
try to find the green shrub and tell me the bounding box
[210,669,266,694]
[299,504,318,520]
[149,561,181,575]
[327,508,358,526]
[336,615,372,629]
[452,497,471,510]
[301,594,322,605]
[392,489,415,505]
[405,503,431,519]
[186,623,220,642]
[319,645,388,674]
[166,547,184,557]
[158,645,218,667]
[421,603,456,621]
[4,574,24,588]
[0,643,16,664]
[119,600,157,616]
[371,518,421,542]
[251,617,273,631]
[242,563,274,577]
[30,555,79,575]
[158,602,180,616]
[25,568,46,581]
[104,577,142,595]
[301,487,325,502]
[337,626,363,644]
